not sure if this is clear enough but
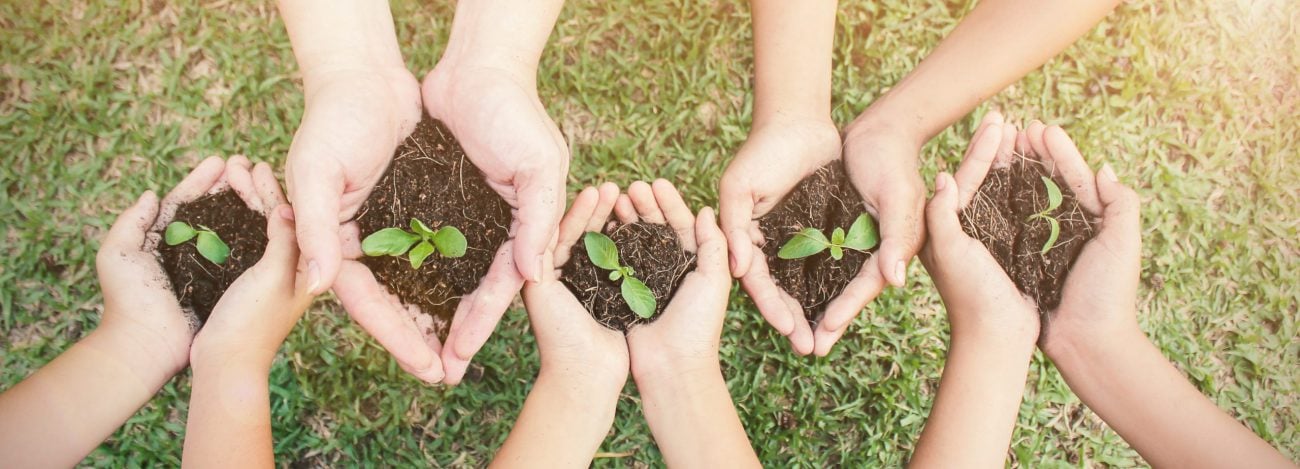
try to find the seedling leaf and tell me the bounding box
[584,232,621,270]
[433,226,467,258]
[609,270,622,281]
[362,228,421,256]
[831,227,845,245]
[830,245,844,260]
[409,241,435,269]
[195,231,230,264]
[621,276,656,318]
[1042,176,1063,212]
[1041,217,1061,255]
[164,222,197,245]
[843,214,880,251]
[778,228,830,259]
[410,218,435,237]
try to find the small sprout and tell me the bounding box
[583,232,656,318]
[165,221,230,265]
[362,218,467,269]
[1027,176,1064,255]
[777,213,879,260]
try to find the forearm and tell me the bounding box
[636,365,760,468]
[276,0,406,82]
[853,0,1120,143]
[1049,327,1295,468]
[749,0,836,126]
[183,356,274,469]
[438,0,566,84]
[910,333,1035,468]
[491,370,620,468]
[0,326,178,467]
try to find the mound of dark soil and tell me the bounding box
[157,190,267,325]
[561,222,696,332]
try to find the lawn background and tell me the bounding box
[1,0,1297,466]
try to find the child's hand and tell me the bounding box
[720,120,841,355]
[619,181,732,378]
[96,156,232,376]
[1015,122,1142,353]
[919,112,1039,344]
[189,162,314,370]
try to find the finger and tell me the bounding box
[1015,128,1032,157]
[105,190,160,251]
[1044,125,1103,215]
[785,294,814,356]
[953,120,1005,207]
[872,177,926,288]
[555,186,600,263]
[993,122,1018,169]
[691,207,726,276]
[1095,163,1142,259]
[739,250,795,336]
[510,166,565,284]
[588,182,620,232]
[339,221,363,260]
[614,194,639,224]
[925,172,966,248]
[260,205,301,269]
[226,155,261,214]
[207,154,245,196]
[1026,120,1050,165]
[627,180,666,223]
[718,173,755,278]
[287,161,344,295]
[815,255,885,338]
[814,318,852,357]
[153,156,224,232]
[252,163,288,213]
[334,262,445,383]
[441,244,524,385]
[653,179,697,252]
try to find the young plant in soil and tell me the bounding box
[582,232,656,318]
[361,218,467,269]
[777,213,879,261]
[164,221,230,265]
[1027,177,1065,255]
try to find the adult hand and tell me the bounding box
[720,118,840,355]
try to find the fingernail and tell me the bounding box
[1100,163,1118,183]
[894,261,906,285]
[935,173,948,191]
[306,260,321,293]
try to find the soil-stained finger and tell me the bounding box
[339,221,363,260]
[1026,120,1051,167]
[993,122,1018,169]
[740,249,796,336]
[1044,125,1103,214]
[443,244,523,384]
[653,179,697,252]
[334,261,445,384]
[226,155,261,214]
[252,162,287,211]
[556,187,600,257]
[816,254,886,336]
[627,180,666,223]
[587,182,620,232]
[153,156,225,232]
[614,194,639,224]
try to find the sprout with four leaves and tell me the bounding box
[362,218,467,269]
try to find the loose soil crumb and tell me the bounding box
[157,190,266,325]
[561,222,696,332]
[758,162,874,326]
[958,155,1097,333]
[354,114,512,343]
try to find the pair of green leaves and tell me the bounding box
[1028,176,1064,255]
[777,213,880,260]
[583,232,656,319]
[362,218,467,269]
[165,221,230,265]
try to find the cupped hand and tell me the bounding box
[523,183,629,383]
[1017,122,1142,353]
[720,118,840,356]
[614,181,732,377]
[919,112,1039,343]
[190,162,314,368]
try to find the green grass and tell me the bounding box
[2,0,1297,466]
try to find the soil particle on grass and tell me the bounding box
[758,162,874,326]
[561,222,696,332]
[958,155,1097,329]
[353,113,512,343]
[157,190,267,325]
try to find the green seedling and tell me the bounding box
[778,213,880,260]
[583,232,656,318]
[165,221,230,265]
[362,218,467,269]
[1027,176,1064,255]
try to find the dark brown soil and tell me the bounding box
[353,114,512,342]
[157,190,267,325]
[958,155,1097,336]
[758,162,874,326]
[560,222,696,332]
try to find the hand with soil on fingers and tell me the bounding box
[911,112,1039,468]
[1016,124,1299,469]
[612,181,761,468]
[492,183,627,468]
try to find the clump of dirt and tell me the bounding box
[561,222,696,332]
[958,155,1097,330]
[758,162,874,326]
[353,114,512,342]
[157,190,267,325]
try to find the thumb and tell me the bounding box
[718,175,755,278]
[924,172,965,248]
[105,190,159,251]
[870,175,926,288]
[692,207,729,279]
[286,160,343,295]
[1094,163,1141,260]
[260,204,300,269]
[511,168,564,283]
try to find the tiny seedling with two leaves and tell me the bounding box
[1028,176,1064,255]
[362,218,467,269]
[165,221,230,265]
[582,232,657,319]
[778,213,880,260]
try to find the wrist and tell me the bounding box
[538,357,628,397]
[95,313,192,378]
[631,353,722,394]
[1041,318,1146,372]
[189,339,276,376]
[844,105,928,151]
